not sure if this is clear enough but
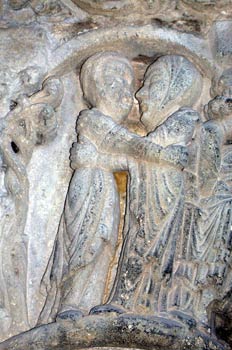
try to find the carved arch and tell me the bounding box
[48,25,217,79]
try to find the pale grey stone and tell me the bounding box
[0,2,232,349]
[210,21,232,67]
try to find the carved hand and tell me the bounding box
[76,109,98,131]
[160,145,189,169]
[70,141,98,170]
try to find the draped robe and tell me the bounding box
[39,108,162,322]
[169,121,232,327]
[109,108,199,314]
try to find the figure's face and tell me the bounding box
[136,71,167,132]
[4,103,57,166]
[94,61,134,123]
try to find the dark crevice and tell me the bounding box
[11,141,20,154]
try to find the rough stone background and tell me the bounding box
[0,0,232,349]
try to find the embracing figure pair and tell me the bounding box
[41,51,230,335]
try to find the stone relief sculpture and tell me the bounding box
[1,2,232,349]
[89,54,202,316]
[169,68,232,331]
[40,52,190,323]
[83,56,201,313]
[0,77,63,339]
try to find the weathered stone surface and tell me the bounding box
[0,314,230,350]
[210,21,232,67]
[0,1,232,349]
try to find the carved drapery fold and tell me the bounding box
[0,2,232,349]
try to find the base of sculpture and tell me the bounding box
[0,314,229,350]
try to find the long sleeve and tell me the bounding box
[96,152,128,172]
[198,120,224,197]
[99,124,161,162]
[77,109,162,163]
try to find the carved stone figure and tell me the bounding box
[1,3,232,349]
[0,77,63,339]
[40,52,189,323]
[169,68,232,333]
[87,55,202,316]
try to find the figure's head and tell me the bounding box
[80,51,134,123]
[211,68,232,97]
[205,95,232,120]
[3,102,58,167]
[136,55,202,132]
[206,69,232,121]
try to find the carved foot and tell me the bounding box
[90,303,126,316]
[56,309,84,323]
